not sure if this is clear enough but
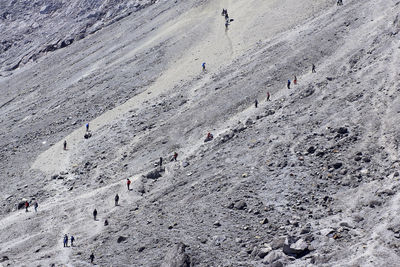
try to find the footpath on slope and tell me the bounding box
[31,0,331,176]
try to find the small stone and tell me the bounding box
[307,146,316,154]
[234,200,247,210]
[117,236,127,243]
[260,218,269,225]
[339,221,353,228]
[332,162,343,169]
[235,238,243,244]
[336,127,348,134]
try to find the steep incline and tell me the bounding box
[1,0,400,266]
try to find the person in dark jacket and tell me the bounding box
[114,194,119,206]
[63,234,68,247]
[93,209,97,220]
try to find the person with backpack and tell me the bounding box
[126,178,131,190]
[173,152,178,161]
[114,194,119,206]
[294,75,297,85]
[287,80,291,89]
[25,201,29,212]
[255,99,258,108]
[34,202,38,212]
[63,140,67,150]
[70,235,75,247]
[267,91,271,101]
[86,123,89,132]
[202,62,206,71]
[312,64,316,73]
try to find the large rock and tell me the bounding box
[161,242,191,267]
[145,168,164,179]
[262,251,285,264]
[282,236,310,258]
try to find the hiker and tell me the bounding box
[70,235,75,247]
[225,12,229,20]
[202,62,206,71]
[90,253,95,264]
[205,132,214,142]
[115,194,119,206]
[159,157,163,167]
[86,123,89,132]
[173,152,178,161]
[294,75,297,85]
[225,20,229,30]
[221,9,226,16]
[287,80,291,89]
[255,99,258,108]
[63,140,67,150]
[93,209,97,221]
[63,234,68,247]
[127,178,131,190]
[34,202,38,212]
[104,219,109,226]
[25,201,29,212]
[267,91,271,101]
[312,64,316,73]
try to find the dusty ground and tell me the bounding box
[1,0,400,266]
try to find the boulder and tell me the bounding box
[258,244,272,258]
[282,237,310,258]
[234,200,247,210]
[262,251,284,264]
[161,242,191,267]
[145,168,163,179]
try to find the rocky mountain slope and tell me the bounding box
[1,0,400,266]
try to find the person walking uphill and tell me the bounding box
[34,202,38,212]
[63,234,68,247]
[287,80,291,89]
[114,194,119,206]
[90,253,95,264]
[312,64,316,73]
[267,91,271,101]
[70,235,75,247]
[63,140,67,150]
[202,62,206,72]
[25,201,29,212]
[86,123,89,132]
[93,209,97,221]
[126,178,131,190]
[255,99,258,108]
